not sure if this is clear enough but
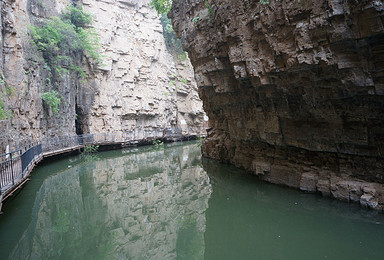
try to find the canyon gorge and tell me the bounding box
[0,0,384,212]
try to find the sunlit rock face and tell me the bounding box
[81,0,205,138]
[170,0,384,209]
[0,0,205,151]
[9,143,211,259]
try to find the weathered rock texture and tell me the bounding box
[0,0,78,149]
[170,0,384,210]
[81,0,206,139]
[0,0,205,152]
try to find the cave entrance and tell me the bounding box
[75,103,85,135]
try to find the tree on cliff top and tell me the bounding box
[149,0,186,61]
[150,0,172,15]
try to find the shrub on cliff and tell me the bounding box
[150,0,186,61]
[0,72,13,120]
[30,5,102,78]
[61,5,93,28]
[41,90,61,115]
[149,0,172,14]
[30,17,82,74]
[29,4,102,115]
[160,14,185,59]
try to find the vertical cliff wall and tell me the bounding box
[80,0,205,139]
[170,0,384,209]
[0,0,205,151]
[0,0,78,150]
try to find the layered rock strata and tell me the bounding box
[0,0,205,152]
[81,0,206,139]
[170,0,384,210]
[0,0,78,149]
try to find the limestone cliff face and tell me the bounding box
[170,0,384,210]
[0,0,205,151]
[0,0,78,149]
[80,0,205,139]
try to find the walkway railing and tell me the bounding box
[0,128,200,203]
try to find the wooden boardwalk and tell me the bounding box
[0,142,94,213]
[0,143,102,202]
[0,130,204,213]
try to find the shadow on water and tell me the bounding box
[0,141,383,260]
[202,158,384,260]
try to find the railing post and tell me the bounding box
[0,163,2,196]
[10,153,14,186]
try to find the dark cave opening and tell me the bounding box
[75,103,84,135]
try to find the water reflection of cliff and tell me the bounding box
[9,142,211,260]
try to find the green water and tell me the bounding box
[0,141,383,260]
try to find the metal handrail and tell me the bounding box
[0,133,113,196]
[0,127,204,198]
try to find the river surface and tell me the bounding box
[0,141,383,260]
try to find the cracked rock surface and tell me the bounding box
[0,0,205,150]
[170,0,384,210]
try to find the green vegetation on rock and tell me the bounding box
[41,90,61,114]
[0,72,13,120]
[30,4,102,115]
[152,139,164,150]
[160,14,185,59]
[30,5,101,78]
[150,0,186,60]
[82,144,99,154]
[149,0,172,14]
